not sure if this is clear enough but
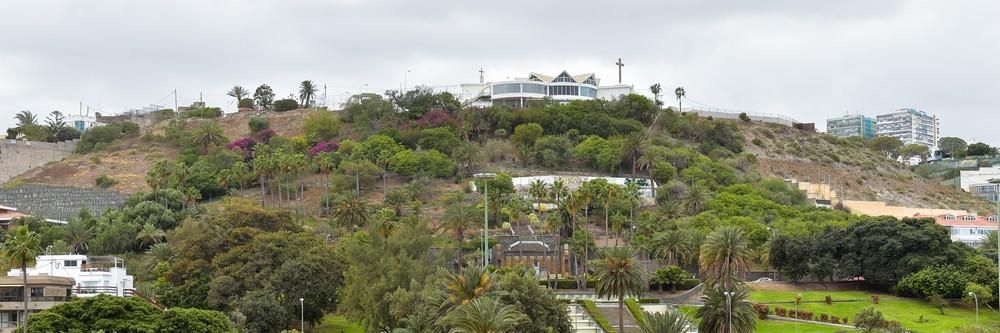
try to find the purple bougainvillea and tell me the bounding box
[254,129,276,143]
[308,140,340,156]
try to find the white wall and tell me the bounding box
[960,166,1000,191]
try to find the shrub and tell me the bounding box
[637,298,660,304]
[751,138,764,146]
[676,278,700,290]
[625,299,645,325]
[825,295,832,304]
[303,112,341,142]
[774,307,786,317]
[578,300,616,333]
[388,149,455,178]
[830,315,840,324]
[95,175,117,188]
[752,303,769,320]
[820,313,829,322]
[183,107,223,118]
[272,99,299,112]
[308,140,339,157]
[248,116,269,133]
[238,98,254,108]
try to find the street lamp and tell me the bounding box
[725,291,735,331]
[794,293,803,333]
[299,298,305,333]
[474,173,497,269]
[970,292,979,325]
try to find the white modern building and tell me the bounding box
[919,214,1000,246]
[67,114,101,133]
[875,108,939,150]
[960,166,1000,192]
[7,255,134,297]
[460,71,634,108]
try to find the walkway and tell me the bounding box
[568,303,605,333]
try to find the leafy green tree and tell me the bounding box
[854,306,886,332]
[227,85,248,106]
[493,268,573,333]
[963,282,994,308]
[354,134,405,162]
[237,290,288,333]
[696,287,755,333]
[27,295,168,332]
[700,226,752,289]
[253,84,275,110]
[302,111,341,142]
[938,137,967,156]
[899,143,930,161]
[160,308,235,333]
[867,136,904,158]
[388,149,455,178]
[272,98,299,112]
[418,127,461,155]
[593,247,646,333]
[652,266,689,292]
[511,123,543,148]
[896,266,967,298]
[967,142,998,156]
[441,297,527,333]
[299,80,318,107]
[1,225,41,329]
[533,135,572,168]
[639,308,693,333]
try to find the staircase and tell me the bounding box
[567,303,605,333]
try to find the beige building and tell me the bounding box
[0,275,74,332]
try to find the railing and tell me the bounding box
[74,286,134,296]
[0,296,71,302]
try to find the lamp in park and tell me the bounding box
[723,291,733,333]
[474,173,497,269]
[969,292,979,325]
[299,298,305,333]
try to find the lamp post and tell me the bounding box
[723,291,733,333]
[299,298,305,333]
[404,69,411,91]
[794,293,802,333]
[475,173,497,269]
[970,292,979,325]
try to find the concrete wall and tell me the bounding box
[689,109,798,127]
[841,200,970,219]
[0,140,77,184]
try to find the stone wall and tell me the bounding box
[0,140,77,184]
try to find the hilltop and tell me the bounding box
[740,121,994,214]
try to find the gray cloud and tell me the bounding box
[0,0,996,142]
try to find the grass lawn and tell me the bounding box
[750,290,1000,332]
[678,306,849,332]
[315,315,363,333]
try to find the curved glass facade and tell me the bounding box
[548,85,579,96]
[493,83,521,95]
[580,86,597,97]
[523,83,546,94]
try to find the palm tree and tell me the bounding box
[700,226,753,289]
[550,178,568,203]
[674,87,686,112]
[593,247,646,333]
[227,85,248,106]
[14,110,38,128]
[443,201,478,269]
[622,132,647,176]
[623,181,641,223]
[602,185,620,237]
[638,308,693,333]
[135,223,165,249]
[440,297,526,333]
[528,180,547,211]
[649,83,662,106]
[63,219,93,253]
[2,226,41,331]
[192,121,227,154]
[332,192,372,227]
[680,185,710,215]
[569,228,594,289]
[299,80,318,108]
[452,142,483,177]
[445,266,492,306]
[141,243,175,274]
[696,286,756,333]
[654,230,692,266]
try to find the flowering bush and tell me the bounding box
[254,129,276,143]
[227,137,256,158]
[416,109,454,128]
[308,140,340,156]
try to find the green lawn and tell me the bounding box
[678,305,848,332]
[750,290,999,332]
[315,315,363,333]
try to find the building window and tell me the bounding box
[493,83,521,95]
[580,86,597,97]
[583,76,597,85]
[989,215,999,222]
[963,215,977,221]
[548,85,579,96]
[944,214,956,220]
[64,260,77,267]
[523,84,546,94]
[553,72,576,83]
[30,288,43,297]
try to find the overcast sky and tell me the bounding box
[1,0,997,143]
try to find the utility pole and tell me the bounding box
[174,89,179,118]
[615,58,625,84]
[479,67,485,84]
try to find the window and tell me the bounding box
[553,72,576,83]
[580,86,597,97]
[528,74,542,82]
[492,83,521,95]
[30,287,43,297]
[582,76,597,85]
[548,85,579,96]
[963,215,977,221]
[64,260,77,267]
[522,84,546,94]
[944,214,956,220]
[989,215,999,222]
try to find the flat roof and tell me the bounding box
[0,275,74,286]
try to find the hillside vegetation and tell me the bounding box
[741,122,994,214]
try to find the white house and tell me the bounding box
[918,214,1000,246]
[460,71,634,108]
[7,255,134,297]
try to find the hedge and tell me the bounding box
[541,279,597,289]
[638,298,661,304]
[625,299,646,325]
[578,299,616,333]
[676,278,701,290]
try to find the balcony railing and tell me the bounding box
[74,286,134,297]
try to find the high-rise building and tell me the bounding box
[826,114,875,139]
[875,108,939,149]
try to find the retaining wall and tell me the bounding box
[0,140,77,184]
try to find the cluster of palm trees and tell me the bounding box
[227,80,318,110]
[695,226,757,333]
[393,267,527,333]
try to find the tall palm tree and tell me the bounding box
[14,110,38,128]
[527,180,548,211]
[674,87,686,112]
[443,201,478,269]
[550,178,568,203]
[227,85,248,106]
[622,133,647,176]
[452,142,483,177]
[192,121,227,154]
[602,185,620,237]
[332,192,372,227]
[696,286,756,333]
[654,230,692,266]
[700,226,753,289]
[299,80,318,108]
[2,226,42,331]
[440,297,526,333]
[446,266,492,306]
[594,247,646,333]
[63,219,93,253]
[680,185,710,215]
[623,181,641,223]
[639,308,693,333]
[649,83,662,106]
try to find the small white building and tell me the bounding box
[919,214,999,246]
[7,255,134,297]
